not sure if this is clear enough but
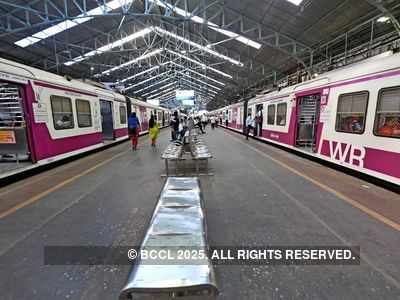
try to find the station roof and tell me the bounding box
[0,0,399,108]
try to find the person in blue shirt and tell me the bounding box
[128,112,141,150]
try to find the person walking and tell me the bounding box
[210,115,216,129]
[128,112,141,150]
[149,114,159,147]
[245,113,253,140]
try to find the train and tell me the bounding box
[0,57,170,176]
[211,51,400,186]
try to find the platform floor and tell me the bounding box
[0,160,31,175]
[0,127,399,299]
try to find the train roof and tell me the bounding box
[247,51,400,105]
[0,57,169,111]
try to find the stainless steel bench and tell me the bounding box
[119,177,218,299]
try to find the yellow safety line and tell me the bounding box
[229,132,400,232]
[0,150,128,219]
[0,128,168,219]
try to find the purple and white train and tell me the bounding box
[0,58,170,178]
[211,51,400,186]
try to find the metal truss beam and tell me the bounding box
[365,0,400,35]
[0,0,313,65]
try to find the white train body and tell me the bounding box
[0,58,170,172]
[211,51,400,186]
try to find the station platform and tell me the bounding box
[0,127,399,299]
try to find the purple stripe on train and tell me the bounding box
[320,140,400,178]
[114,128,128,138]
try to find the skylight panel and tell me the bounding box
[150,0,262,50]
[64,27,152,66]
[15,0,134,48]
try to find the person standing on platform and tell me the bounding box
[128,112,141,150]
[201,114,208,130]
[210,115,216,129]
[245,113,254,140]
[170,111,179,141]
[149,114,159,147]
[179,117,188,140]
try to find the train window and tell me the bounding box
[374,87,400,138]
[119,105,127,124]
[335,91,368,134]
[76,99,92,128]
[276,103,287,126]
[267,104,275,125]
[50,95,74,130]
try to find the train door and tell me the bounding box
[255,104,264,137]
[243,101,248,134]
[0,81,31,162]
[295,94,321,152]
[100,100,114,140]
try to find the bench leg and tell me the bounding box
[165,159,169,176]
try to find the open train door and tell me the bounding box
[295,93,321,152]
[100,99,114,140]
[0,81,31,162]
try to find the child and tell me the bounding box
[149,115,159,147]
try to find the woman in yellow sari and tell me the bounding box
[149,114,159,147]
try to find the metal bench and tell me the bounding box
[161,142,184,176]
[119,177,218,299]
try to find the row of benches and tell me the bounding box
[161,135,213,176]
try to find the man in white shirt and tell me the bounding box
[210,116,216,129]
[245,113,253,140]
[201,114,208,130]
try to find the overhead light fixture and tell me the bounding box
[116,66,160,84]
[15,0,134,48]
[181,73,221,91]
[94,48,162,77]
[149,89,176,100]
[169,61,225,86]
[122,70,171,91]
[377,16,390,23]
[149,88,176,99]
[180,77,218,95]
[286,0,303,5]
[132,77,172,94]
[142,82,176,97]
[126,60,226,87]
[65,28,152,66]
[153,27,243,66]
[167,49,232,79]
[150,0,262,49]
[143,87,176,99]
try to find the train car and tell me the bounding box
[129,98,170,130]
[211,51,400,186]
[0,58,169,178]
